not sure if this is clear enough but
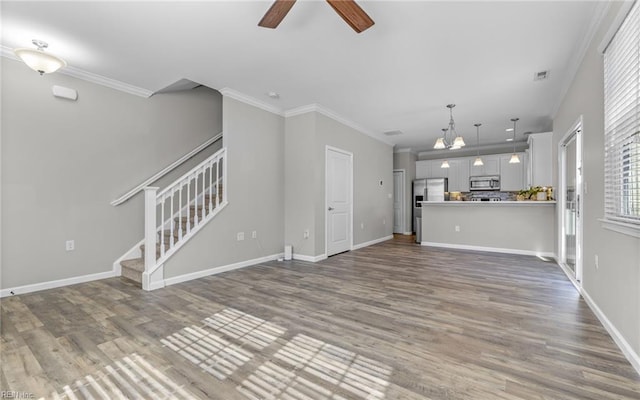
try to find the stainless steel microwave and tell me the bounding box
[469,175,500,191]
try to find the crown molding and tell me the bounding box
[551,1,611,118]
[285,103,394,147]
[393,148,417,155]
[218,87,284,116]
[1,45,153,98]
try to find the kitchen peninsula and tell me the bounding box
[420,200,555,257]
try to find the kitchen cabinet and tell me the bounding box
[527,132,553,187]
[499,153,526,191]
[448,159,470,192]
[416,160,448,179]
[469,155,500,177]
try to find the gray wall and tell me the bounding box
[164,97,285,277]
[284,111,393,258]
[1,57,222,289]
[393,151,417,233]
[552,2,640,355]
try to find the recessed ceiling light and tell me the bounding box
[267,91,280,99]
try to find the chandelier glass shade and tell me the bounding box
[14,40,66,75]
[434,104,465,150]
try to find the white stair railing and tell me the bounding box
[142,147,227,290]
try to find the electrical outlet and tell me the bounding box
[237,232,245,241]
[65,240,75,251]
[252,231,257,239]
[595,254,599,270]
[455,225,460,232]
[303,229,310,239]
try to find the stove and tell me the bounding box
[471,197,502,202]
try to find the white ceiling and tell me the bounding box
[1,1,608,153]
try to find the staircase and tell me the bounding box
[118,147,227,290]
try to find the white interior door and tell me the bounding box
[326,147,353,256]
[393,170,405,233]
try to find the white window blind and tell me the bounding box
[604,0,640,226]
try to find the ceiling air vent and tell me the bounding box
[384,130,403,136]
[534,70,550,81]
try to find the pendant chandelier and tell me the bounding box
[473,123,484,166]
[14,39,66,75]
[509,118,521,164]
[434,104,465,150]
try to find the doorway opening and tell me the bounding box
[558,117,583,287]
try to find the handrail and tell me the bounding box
[111,132,222,206]
[156,146,225,198]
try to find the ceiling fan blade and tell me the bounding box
[258,0,297,29]
[326,0,374,33]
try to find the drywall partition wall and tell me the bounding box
[553,1,640,362]
[284,112,317,258]
[284,111,394,259]
[314,113,394,253]
[1,57,223,290]
[393,151,417,233]
[163,96,285,278]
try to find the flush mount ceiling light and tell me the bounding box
[473,123,484,166]
[509,118,521,164]
[13,39,66,75]
[433,104,465,150]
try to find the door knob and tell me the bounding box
[328,207,334,211]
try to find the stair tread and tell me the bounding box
[120,258,145,272]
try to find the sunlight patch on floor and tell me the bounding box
[203,307,286,350]
[39,353,196,400]
[239,334,392,400]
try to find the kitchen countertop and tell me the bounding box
[420,201,556,205]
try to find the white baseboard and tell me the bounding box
[402,231,413,236]
[352,235,394,250]
[421,241,555,258]
[581,288,640,376]
[292,253,327,262]
[164,253,284,287]
[0,270,117,298]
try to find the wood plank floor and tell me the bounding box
[1,235,639,399]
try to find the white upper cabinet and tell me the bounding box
[527,132,553,187]
[469,155,500,177]
[499,153,526,191]
[448,158,470,192]
[416,160,449,179]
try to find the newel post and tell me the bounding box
[143,187,159,274]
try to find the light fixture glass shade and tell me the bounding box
[434,137,446,149]
[509,153,521,164]
[452,136,465,148]
[473,157,484,166]
[441,160,450,168]
[14,47,66,75]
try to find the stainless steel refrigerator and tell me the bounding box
[413,178,448,237]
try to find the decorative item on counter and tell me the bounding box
[517,186,547,201]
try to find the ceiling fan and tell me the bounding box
[258,0,375,33]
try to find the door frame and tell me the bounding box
[325,145,354,256]
[557,116,584,288]
[392,169,406,234]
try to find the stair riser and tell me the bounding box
[121,267,142,284]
